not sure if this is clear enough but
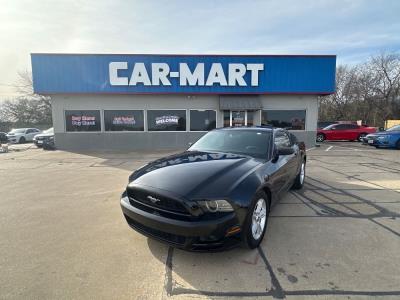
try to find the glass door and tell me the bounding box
[223,110,255,127]
[232,111,246,127]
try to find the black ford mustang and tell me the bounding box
[120,127,306,250]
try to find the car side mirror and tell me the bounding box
[278,147,295,156]
[272,146,294,162]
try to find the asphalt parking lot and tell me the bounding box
[1,142,399,299]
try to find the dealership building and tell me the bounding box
[31,54,336,150]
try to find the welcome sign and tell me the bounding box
[31,54,336,95]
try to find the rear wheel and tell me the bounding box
[316,133,325,142]
[358,133,367,142]
[19,137,26,144]
[243,191,269,249]
[292,161,306,190]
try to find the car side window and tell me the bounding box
[348,124,359,129]
[334,124,347,130]
[26,129,33,134]
[274,131,291,148]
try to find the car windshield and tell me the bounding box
[9,129,25,133]
[44,128,54,134]
[386,125,400,132]
[189,129,272,159]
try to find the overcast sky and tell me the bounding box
[0,0,399,98]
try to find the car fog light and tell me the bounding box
[197,200,234,212]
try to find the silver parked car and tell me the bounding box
[6,128,41,144]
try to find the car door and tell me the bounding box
[280,130,299,187]
[341,124,359,140]
[329,124,347,140]
[270,130,295,193]
[25,129,37,141]
[24,129,32,141]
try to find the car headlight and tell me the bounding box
[197,200,234,212]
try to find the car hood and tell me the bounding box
[35,133,54,138]
[128,151,263,200]
[367,131,397,137]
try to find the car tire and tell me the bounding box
[292,160,306,190]
[316,133,325,142]
[396,139,400,150]
[242,191,270,249]
[19,137,26,144]
[358,133,367,142]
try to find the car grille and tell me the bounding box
[127,188,189,215]
[124,215,186,246]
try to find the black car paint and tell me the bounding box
[0,132,8,143]
[121,127,306,250]
[34,133,54,147]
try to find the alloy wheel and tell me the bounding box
[300,162,305,184]
[316,134,324,142]
[358,133,367,141]
[251,198,267,240]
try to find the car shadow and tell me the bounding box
[144,172,400,298]
[50,148,184,171]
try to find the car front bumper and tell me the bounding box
[34,139,44,147]
[120,195,242,251]
[364,138,391,147]
[6,136,18,143]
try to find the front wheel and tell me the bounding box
[316,133,325,142]
[358,133,367,142]
[19,137,26,144]
[292,161,306,190]
[243,192,269,249]
[396,139,400,150]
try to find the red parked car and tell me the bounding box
[316,124,376,142]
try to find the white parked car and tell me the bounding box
[6,128,41,144]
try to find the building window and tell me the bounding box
[262,110,306,130]
[190,110,216,131]
[104,110,144,131]
[65,110,101,132]
[147,110,186,131]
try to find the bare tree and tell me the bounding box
[319,52,400,127]
[0,71,52,126]
[369,52,400,124]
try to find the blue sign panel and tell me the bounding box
[31,54,336,94]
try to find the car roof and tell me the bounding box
[214,126,283,132]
